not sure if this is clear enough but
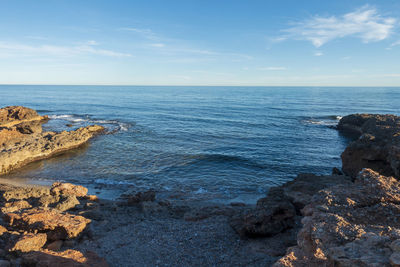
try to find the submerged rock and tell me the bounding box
[337,113,400,178]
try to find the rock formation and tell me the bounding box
[0,106,104,175]
[338,113,400,178]
[275,169,400,266]
[0,182,108,266]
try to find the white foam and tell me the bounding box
[49,114,130,132]
[194,187,207,194]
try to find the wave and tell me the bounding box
[48,114,131,132]
[301,115,342,126]
[94,178,135,186]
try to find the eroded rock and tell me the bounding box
[275,169,400,266]
[8,233,47,252]
[5,208,91,240]
[51,183,88,198]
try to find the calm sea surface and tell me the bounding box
[1,86,399,202]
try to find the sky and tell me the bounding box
[0,0,400,86]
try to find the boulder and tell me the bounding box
[1,200,32,213]
[5,208,91,240]
[0,106,47,128]
[54,195,80,212]
[119,189,156,205]
[51,183,88,198]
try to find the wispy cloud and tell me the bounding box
[150,43,165,48]
[314,51,323,56]
[119,27,158,40]
[284,6,396,47]
[0,41,132,58]
[258,67,287,71]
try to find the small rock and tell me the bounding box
[9,233,47,252]
[391,240,400,252]
[85,195,99,202]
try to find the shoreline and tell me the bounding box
[1,106,400,266]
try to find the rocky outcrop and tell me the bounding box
[0,106,47,128]
[0,182,108,266]
[275,169,400,266]
[338,113,400,178]
[230,174,352,238]
[0,106,104,175]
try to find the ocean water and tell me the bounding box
[1,86,399,202]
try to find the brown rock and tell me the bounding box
[0,184,50,201]
[51,183,88,198]
[0,123,104,175]
[1,200,32,213]
[0,106,47,128]
[9,233,47,252]
[5,208,91,240]
[54,195,80,212]
[85,195,99,202]
[0,225,8,236]
[22,249,109,267]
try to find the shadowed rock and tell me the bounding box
[337,113,400,178]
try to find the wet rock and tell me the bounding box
[184,205,234,221]
[331,167,343,175]
[0,260,10,267]
[51,183,88,198]
[5,208,91,241]
[54,195,80,212]
[8,233,47,252]
[21,249,109,267]
[338,114,400,178]
[390,252,400,267]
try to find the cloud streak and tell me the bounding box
[0,41,132,58]
[284,6,396,47]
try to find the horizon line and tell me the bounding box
[0,83,399,88]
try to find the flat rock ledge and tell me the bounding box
[0,181,108,266]
[0,106,104,175]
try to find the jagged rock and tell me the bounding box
[0,184,50,201]
[275,169,400,266]
[1,200,32,213]
[8,233,47,252]
[5,208,91,240]
[21,249,109,267]
[51,182,88,198]
[54,195,80,212]
[0,225,8,236]
[337,114,400,178]
[38,194,60,208]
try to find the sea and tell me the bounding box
[1,85,399,203]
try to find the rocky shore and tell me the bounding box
[1,107,400,266]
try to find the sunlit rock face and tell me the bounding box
[0,106,104,175]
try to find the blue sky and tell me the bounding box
[1,0,400,86]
